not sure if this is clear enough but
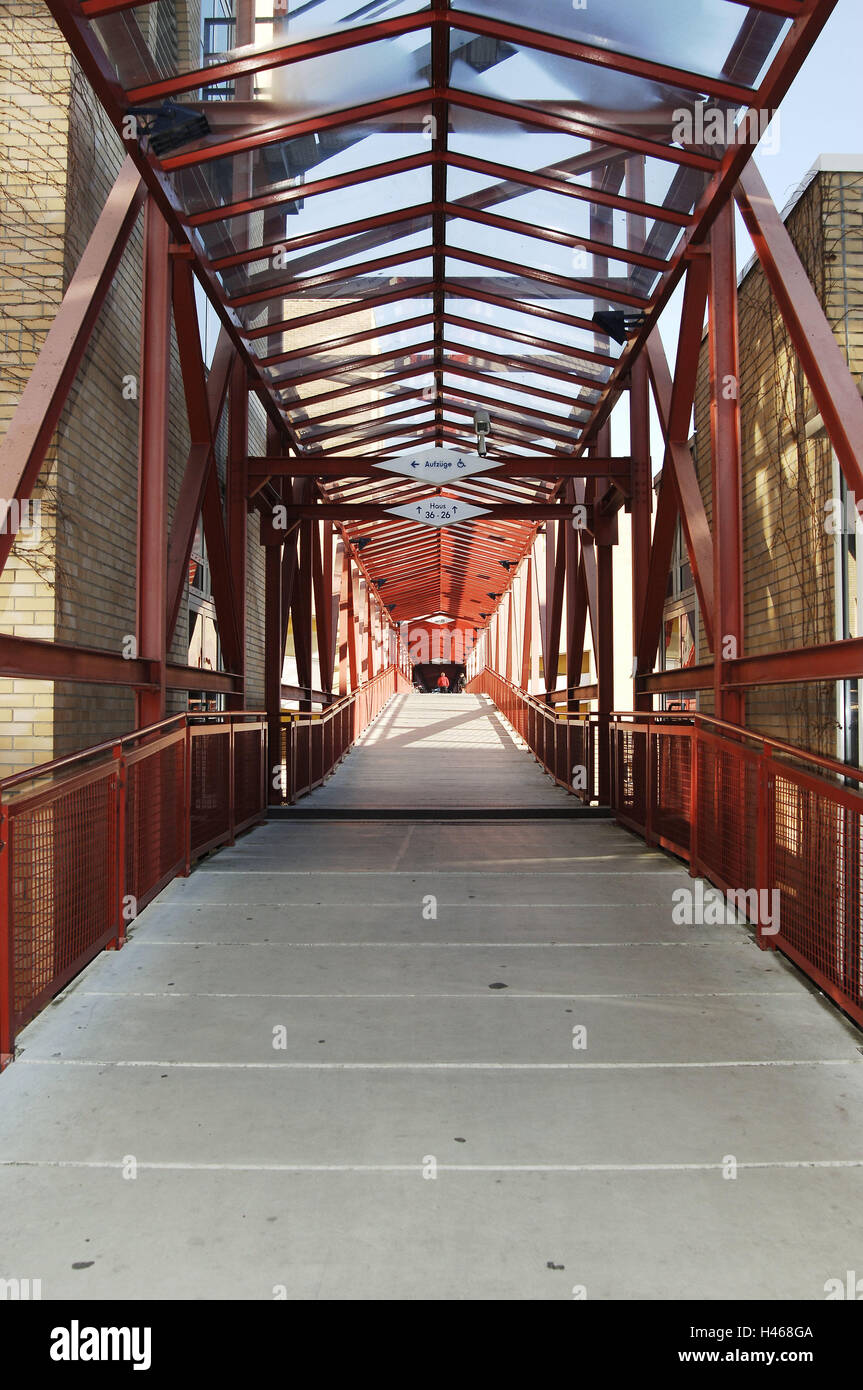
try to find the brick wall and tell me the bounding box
[1,6,268,771]
[0,1,70,773]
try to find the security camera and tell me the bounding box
[474,409,491,457]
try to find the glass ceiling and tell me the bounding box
[68,0,811,622]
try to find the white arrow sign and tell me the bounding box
[373,448,493,484]
[385,497,490,527]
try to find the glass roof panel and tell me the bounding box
[93,2,431,91]
[444,370,592,420]
[444,294,622,358]
[445,217,661,303]
[445,253,644,313]
[448,28,742,156]
[192,165,433,260]
[451,2,791,86]
[442,349,600,406]
[231,255,435,328]
[447,105,708,215]
[442,323,613,384]
[178,108,432,215]
[445,164,688,268]
[219,224,433,300]
[266,322,434,381]
[246,292,434,357]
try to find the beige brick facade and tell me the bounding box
[0,3,267,773]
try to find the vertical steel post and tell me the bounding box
[226,357,248,709]
[265,533,283,804]
[135,199,170,727]
[708,203,745,727]
[0,801,12,1068]
[627,154,652,714]
[630,355,653,711]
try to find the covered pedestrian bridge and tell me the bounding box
[1,0,862,1300]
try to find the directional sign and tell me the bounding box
[384,497,490,527]
[373,448,493,484]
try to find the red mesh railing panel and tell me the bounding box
[652,731,691,851]
[190,728,231,856]
[281,665,405,804]
[613,726,647,828]
[469,668,595,800]
[1,712,266,1063]
[125,737,185,908]
[233,725,264,830]
[696,736,759,892]
[10,767,118,1031]
[772,770,862,1016]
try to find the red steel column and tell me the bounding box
[264,530,282,804]
[595,427,615,805]
[708,203,745,727]
[135,199,171,727]
[630,356,652,712]
[627,152,652,711]
[226,358,248,709]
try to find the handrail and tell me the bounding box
[468,670,594,723]
[0,709,267,795]
[280,665,399,728]
[279,663,412,804]
[475,665,863,1030]
[1,707,268,1066]
[610,709,863,790]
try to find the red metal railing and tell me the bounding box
[466,668,596,802]
[0,710,266,1065]
[280,664,412,804]
[610,711,863,1029]
[471,668,863,1030]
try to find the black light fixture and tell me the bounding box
[479,612,490,620]
[129,102,210,156]
[387,603,397,612]
[499,559,515,571]
[376,578,387,588]
[355,536,372,551]
[591,310,647,346]
[486,591,501,600]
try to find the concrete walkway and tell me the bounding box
[290,693,574,811]
[1,698,862,1299]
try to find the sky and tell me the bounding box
[750,1,863,217]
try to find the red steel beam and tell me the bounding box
[0,157,145,567]
[735,159,863,500]
[284,503,573,521]
[247,457,629,480]
[645,303,716,650]
[166,331,235,641]
[635,636,863,692]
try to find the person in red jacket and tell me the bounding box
[436,671,450,693]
